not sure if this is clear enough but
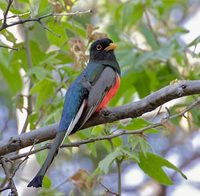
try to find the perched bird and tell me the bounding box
[27,38,121,188]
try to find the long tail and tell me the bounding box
[27,131,66,188]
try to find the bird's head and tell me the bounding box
[89,38,117,62]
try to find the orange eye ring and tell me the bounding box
[96,44,102,50]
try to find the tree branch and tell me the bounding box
[6,96,199,162]
[0,80,200,156]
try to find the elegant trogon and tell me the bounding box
[28,38,121,188]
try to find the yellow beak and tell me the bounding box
[104,43,117,52]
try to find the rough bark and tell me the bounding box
[0,80,200,156]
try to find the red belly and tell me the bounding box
[96,73,120,111]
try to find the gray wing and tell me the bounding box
[77,66,117,128]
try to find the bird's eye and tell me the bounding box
[96,44,102,50]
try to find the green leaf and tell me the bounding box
[0,1,8,10]
[87,143,97,157]
[187,35,200,47]
[119,118,150,130]
[138,152,187,185]
[38,0,52,15]
[77,128,91,139]
[112,137,123,147]
[29,41,47,66]
[36,148,48,165]
[46,20,68,46]
[145,128,160,134]
[65,21,86,38]
[0,50,23,94]
[135,71,151,97]
[119,118,160,134]
[175,27,190,34]
[30,78,57,109]
[38,52,61,66]
[42,175,52,188]
[26,67,47,80]
[29,112,39,130]
[91,125,103,136]
[29,23,49,51]
[99,149,122,174]
[154,43,175,60]
[128,135,152,156]
[122,1,143,28]
[139,24,159,50]
[138,137,150,157]
[120,146,140,163]
[102,140,112,152]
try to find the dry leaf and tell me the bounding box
[49,0,64,13]
[68,38,88,69]
[64,0,74,7]
[87,24,108,42]
[161,119,176,133]
[69,169,93,190]
[15,94,24,112]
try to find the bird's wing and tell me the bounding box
[58,81,89,133]
[65,99,87,136]
[42,65,116,138]
[77,66,117,128]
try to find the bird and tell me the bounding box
[27,38,121,188]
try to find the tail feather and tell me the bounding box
[27,175,43,188]
[27,131,66,188]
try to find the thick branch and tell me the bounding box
[7,98,200,162]
[0,80,200,156]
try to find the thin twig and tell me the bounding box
[100,182,119,196]
[151,105,163,121]
[0,45,18,51]
[6,143,50,161]
[0,11,31,21]
[6,124,161,162]
[12,139,38,177]
[2,0,13,28]
[20,28,33,134]
[0,9,92,31]
[37,20,61,38]
[116,158,123,196]
[0,158,18,195]
[168,97,200,119]
[143,3,160,46]
[0,140,37,195]
[53,178,70,190]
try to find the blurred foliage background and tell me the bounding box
[0,0,200,195]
